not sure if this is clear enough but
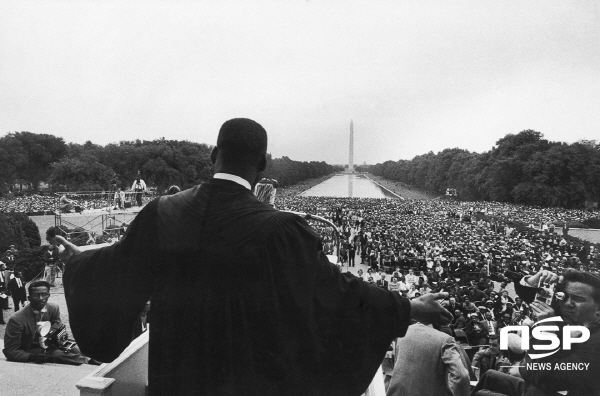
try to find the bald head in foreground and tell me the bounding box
[57,118,452,396]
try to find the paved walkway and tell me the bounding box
[0,339,97,396]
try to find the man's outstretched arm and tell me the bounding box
[57,200,160,362]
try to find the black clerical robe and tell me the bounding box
[64,178,411,396]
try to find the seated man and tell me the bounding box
[465,313,488,346]
[2,280,85,365]
[449,309,467,330]
[59,194,82,213]
[472,335,501,377]
[113,188,125,210]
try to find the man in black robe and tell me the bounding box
[56,118,452,396]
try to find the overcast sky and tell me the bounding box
[1,0,599,165]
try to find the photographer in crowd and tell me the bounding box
[131,172,146,207]
[472,269,600,396]
[2,280,85,365]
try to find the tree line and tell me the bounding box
[0,132,341,194]
[359,130,600,208]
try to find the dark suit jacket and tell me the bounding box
[8,277,26,301]
[65,178,411,396]
[2,302,61,362]
[376,279,389,290]
[478,319,498,336]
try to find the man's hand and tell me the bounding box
[410,292,453,326]
[529,301,556,322]
[525,269,559,288]
[54,235,108,262]
[54,235,82,262]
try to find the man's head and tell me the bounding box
[489,335,500,355]
[28,280,51,311]
[485,311,493,320]
[16,271,22,278]
[558,270,600,326]
[454,309,462,317]
[211,118,268,184]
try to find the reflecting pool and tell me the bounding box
[300,174,399,198]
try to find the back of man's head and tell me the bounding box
[215,118,267,169]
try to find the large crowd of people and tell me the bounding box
[275,194,600,395]
[0,191,157,215]
[278,195,600,275]
[2,170,600,395]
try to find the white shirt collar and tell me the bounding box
[213,173,251,191]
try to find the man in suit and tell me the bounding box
[377,273,389,290]
[56,118,452,396]
[2,280,84,364]
[479,311,498,340]
[466,313,489,346]
[0,261,9,312]
[8,271,27,311]
[472,335,501,377]
[444,296,462,313]
[387,323,471,396]
[449,309,467,330]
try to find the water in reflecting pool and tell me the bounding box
[300,174,399,198]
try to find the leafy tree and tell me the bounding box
[10,132,67,191]
[49,154,114,191]
[371,129,600,208]
[0,135,28,193]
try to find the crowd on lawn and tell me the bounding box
[276,195,600,395]
[2,185,600,395]
[0,192,157,215]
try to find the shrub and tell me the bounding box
[582,218,600,229]
[0,212,29,251]
[14,246,47,282]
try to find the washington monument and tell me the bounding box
[349,120,354,172]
